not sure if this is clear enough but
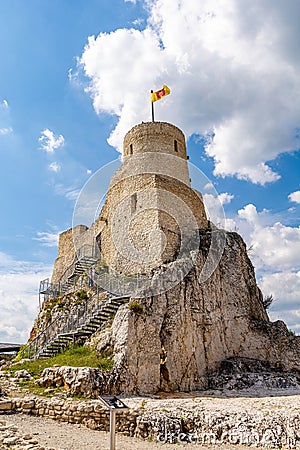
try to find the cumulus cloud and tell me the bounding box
[259,271,300,334]
[0,252,52,343]
[79,0,300,184]
[39,129,65,153]
[289,190,300,204]
[260,271,300,310]
[48,161,61,173]
[237,204,300,271]
[218,192,234,205]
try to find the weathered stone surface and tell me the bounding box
[207,357,300,390]
[14,370,32,381]
[0,400,12,411]
[36,366,107,398]
[95,230,300,395]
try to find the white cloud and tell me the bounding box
[259,271,300,334]
[0,127,13,135]
[237,204,300,271]
[260,271,300,310]
[0,252,52,343]
[79,0,300,184]
[87,169,92,175]
[33,231,59,248]
[203,191,233,227]
[289,190,300,204]
[48,161,61,173]
[218,192,234,205]
[1,100,9,109]
[39,128,65,153]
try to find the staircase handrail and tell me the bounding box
[21,287,111,359]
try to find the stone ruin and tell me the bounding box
[28,121,300,395]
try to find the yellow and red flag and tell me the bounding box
[151,85,171,102]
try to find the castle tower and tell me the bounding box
[97,121,208,274]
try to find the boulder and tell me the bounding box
[36,366,107,398]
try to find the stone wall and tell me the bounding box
[0,397,135,434]
[51,225,88,283]
[123,121,187,161]
[1,395,300,448]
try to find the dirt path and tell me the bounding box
[4,412,251,450]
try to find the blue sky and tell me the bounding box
[0,0,299,343]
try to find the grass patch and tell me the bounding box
[10,346,114,378]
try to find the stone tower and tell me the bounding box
[50,121,208,283]
[97,121,208,275]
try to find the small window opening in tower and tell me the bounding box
[174,140,178,152]
[129,144,133,155]
[131,192,137,213]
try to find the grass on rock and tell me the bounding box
[11,346,113,378]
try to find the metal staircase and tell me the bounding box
[36,295,129,358]
[22,293,130,359]
[22,242,134,360]
[39,244,100,302]
[26,242,149,360]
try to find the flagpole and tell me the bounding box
[151,90,155,122]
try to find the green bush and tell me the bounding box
[76,289,88,301]
[128,300,144,314]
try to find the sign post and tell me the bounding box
[99,396,129,450]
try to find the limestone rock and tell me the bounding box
[14,370,32,380]
[208,357,300,391]
[36,366,107,398]
[91,230,300,395]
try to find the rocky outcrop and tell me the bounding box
[208,357,300,390]
[14,370,32,381]
[87,230,300,395]
[36,366,107,398]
